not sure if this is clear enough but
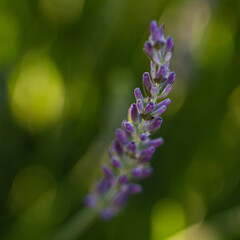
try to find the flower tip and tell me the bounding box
[166,36,174,52]
[168,72,175,84]
[129,184,142,194]
[150,20,158,32]
[165,98,171,106]
[102,165,115,179]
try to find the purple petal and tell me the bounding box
[123,121,135,133]
[145,102,155,114]
[113,139,123,156]
[139,146,155,163]
[98,179,112,194]
[134,88,144,101]
[130,103,139,124]
[152,105,166,117]
[116,129,128,145]
[142,72,152,91]
[166,36,174,53]
[167,72,175,85]
[118,175,129,184]
[160,84,172,98]
[155,98,171,109]
[136,99,144,113]
[129,184,142,194]
[140,133,148,141]
[144,41,154,58]
[146,117,163,132]
[102,165,115,179]
[148,137,164,148]
[127,141,137,154]
[142,166,153,178]
[111,157,122,169]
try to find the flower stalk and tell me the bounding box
[84,20,175,221]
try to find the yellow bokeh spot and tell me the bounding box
[192,19,234,68]
[9,51,65,131]
[151,198,185,240]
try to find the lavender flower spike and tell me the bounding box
[84,20,176,220]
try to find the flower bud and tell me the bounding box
[142,72,152,97]
[155,98,171,109]
[136,99,144,113]
[152,105,166,117]
[150,61,157,79]
[167,72,175,85]
[166,36,174,53]
[118,175,129,184]
[151,83,158,97]
[139,146,155,163]
[102,165,115,179]
[98,179,112,194]
[145,102,154,114]
[160,84,172,98]
[127,141,137,154]
[134,88,143,101]
[146,117,163,132]
[116,129,128,145]
[113,139,123,156]
[143,72,152,90]
[132,167,143,178]
[123,121,135,133]
[144,41,154,58]
[150,21,165,47]
[142,166,153,178]
[129,103,139,124]
[129,184,142,194]
[111,157,122,169]
[148,137,164,148]
[140,133,148,141]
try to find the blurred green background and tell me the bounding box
[0,0,240,239]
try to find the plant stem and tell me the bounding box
[50,208,97,240]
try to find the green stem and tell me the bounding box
[50,208,98,240]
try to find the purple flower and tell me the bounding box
[84,20,176,221]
